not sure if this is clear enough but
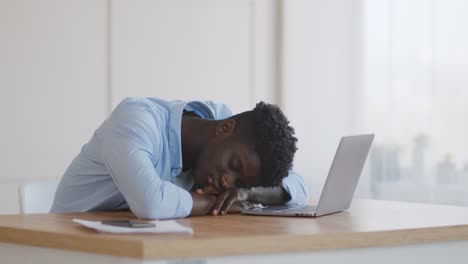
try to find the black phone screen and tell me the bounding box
[101,220,155,228]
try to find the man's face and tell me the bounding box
[192,135,261,192]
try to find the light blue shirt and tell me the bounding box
[51,97,309,219]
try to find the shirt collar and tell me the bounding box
[168,101,215,176]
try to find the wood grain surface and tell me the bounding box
[1,199,468,260]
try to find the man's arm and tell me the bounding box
[189,193,217,216]
[243,169,309,206]
[100,99,193,220]
[245,186,291,205]
[280,169,309,205]
[202,169,309,215]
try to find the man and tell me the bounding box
[51,97,309,219]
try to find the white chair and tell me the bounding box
[18,179,61,214]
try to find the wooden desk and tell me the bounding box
[1,199,468,264]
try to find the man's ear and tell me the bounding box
[216,118,236,136]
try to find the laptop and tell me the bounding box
[241,134,374,217]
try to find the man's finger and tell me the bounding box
[197,185,218,195]
[220,193,238,215]
[212,191,230,215]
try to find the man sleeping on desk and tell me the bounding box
[51,97,309,219]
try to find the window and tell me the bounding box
[360,0,468,205]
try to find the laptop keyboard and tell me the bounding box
[280,205,317,213]
[260,205,317,213]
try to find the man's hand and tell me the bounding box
[197,185,291,215]
[189,192,217,216]
[196,186,251,215]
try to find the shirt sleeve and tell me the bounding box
[202,100,233,119]
[281,170,310,205]
[99,99,193,219]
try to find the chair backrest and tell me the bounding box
[18,179,61,214]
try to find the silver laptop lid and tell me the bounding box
[315,134,374,216]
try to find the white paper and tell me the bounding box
[73,218,193,234]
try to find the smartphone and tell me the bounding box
[101,220,155,228]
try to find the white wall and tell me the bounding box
[0,0,108,213]
[282,0,365,201]
[0,0,279,214]
[110,0,278,113]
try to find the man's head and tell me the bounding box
[192,102,297,192]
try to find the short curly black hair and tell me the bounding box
[230,102,297,187]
